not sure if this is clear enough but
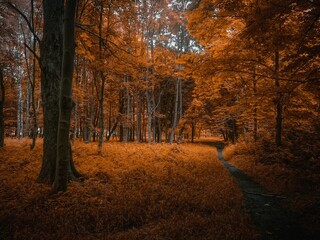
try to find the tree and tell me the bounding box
[185,0,319,147]
[36,0,65,183]
[0,2,19,146]
[52,0,78,193]
[37,0,79,183]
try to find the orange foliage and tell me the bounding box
[0,139,258,239]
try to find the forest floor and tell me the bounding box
[0,138,319,240]
[0,138,258,240]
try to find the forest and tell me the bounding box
[0,0,319,239]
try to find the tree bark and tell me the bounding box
[274,50,283,147]
[17,63,23,139]
[37,0,64,183]
[89,73,95,142]
[97,0,105,153]
[26,82,30,137]
[135,91,141,142]
[169,79,179,144]
[108,101,112,139]
[27,1,38,149]
[98,73,105,152]
[30,46,38,150]
[125,75,130,143]
[145,55,153,143]
[52,0,77,193]
[253,75,258,142]
[191,122,195,143]
[72,97,78,145]
[30,0,38,149]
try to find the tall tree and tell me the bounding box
[52,0,78,193]
[37,0,64,182]
[34,0,79,183]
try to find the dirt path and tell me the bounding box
[210,142,303,240]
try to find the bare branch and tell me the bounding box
[5,2,41,44]
[75,24,143,58]
[25,43,40,63]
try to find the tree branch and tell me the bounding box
[6,2,41,44]
[75,24,143,57]
[25,43,40,62]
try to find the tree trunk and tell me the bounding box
[119,89,124,142]
[276,96,283,146]
[108,101,112,138]
[125,75,130,143]
[191,122,195,143]
[220,128,227,142]
[136,91,141,142]
[253,76,258,142]
[30,33,38,150]
[52,0,77,193]
[131,94,135,142]
[30,0,38,150]
[0,68,5,147]
[26,82,30,137]
[98,1,105,153]
[72,98,78,145]
[37,0,64,183]
[17,69,23,139]
[98,73,105,152]
[89,74,95,142]
[178,78,183,141]
[169,79,179,144]
[274,50,282,147]
[145,63,152,143]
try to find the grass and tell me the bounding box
[222,141,320,239]
[0,139,258,240]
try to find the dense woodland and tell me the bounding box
[0,0,320,239]
[0,0,319,188]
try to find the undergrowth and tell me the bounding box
[0,139,257,240]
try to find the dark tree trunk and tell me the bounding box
[135,92,141,143]
[106,120,118,141]
[97,0,105,153]
[274,50,282,147]
[253,71,258,142]
[119,124,124,142]
[220,129,227,142]
[108,101,112,138]
[191,122,195,143]
[0,68,5,147]
[30,15,38,150]
[52,0,77,193]
[37,0,64,183]
[276,97,283,147]
[119,90,124,142]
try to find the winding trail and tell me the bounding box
[209,142,303,240]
